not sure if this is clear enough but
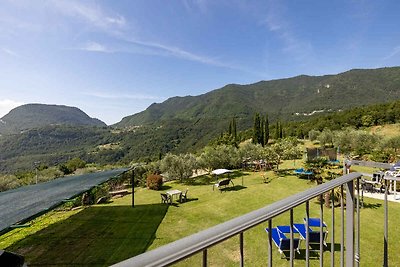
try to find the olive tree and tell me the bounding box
[318,129,334,147]
[160,153,197,182]
[269,137,301,170]
[238,142,264,162]
[198,145,239,171]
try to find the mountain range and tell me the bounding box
[1,66,400,172]
[116,67,400,129]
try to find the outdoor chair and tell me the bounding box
[160,193,171,204]
[179,189,188,203]
[213,178,234,192]
[293,218,328,249]
[265,227,301,256]
[362,180,376,193]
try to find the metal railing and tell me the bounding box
[112,169,366,267]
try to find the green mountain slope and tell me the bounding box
[0,104,106,135]
[116,67,400,128]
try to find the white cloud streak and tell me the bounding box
[262,0,313,61]
[383,46,400,61]
[1,47,19,57]
[78,42,112,53]
[48,0,126,33]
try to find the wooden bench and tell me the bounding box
[109,189,129,197]
[213,178,234,192]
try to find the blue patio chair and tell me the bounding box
[293,218,328,247]
[265,226,301,255]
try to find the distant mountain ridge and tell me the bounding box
[0,104,106,135]
[115,67,400,128]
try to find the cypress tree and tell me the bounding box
[253,113,261,144]
[264,114,269,145]
[275,120,280,140]
[260,118,265,146]
[232,117,237,142]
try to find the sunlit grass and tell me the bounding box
[1,161,399,266]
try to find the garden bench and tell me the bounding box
[213,178,234,192]
[109,189,129,196]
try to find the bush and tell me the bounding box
[146,174,163,190]
[0,175,20,192]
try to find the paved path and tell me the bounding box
[0,168,128,233]
[363,191,400,203]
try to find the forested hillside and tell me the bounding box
[0,104,106,135]
[116,67,400,129]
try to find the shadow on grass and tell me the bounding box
[7,204,168,266]
[160,185,172,190]
[362,202,382,209]
[184,171,249,186]
[219,185,247,192]
[282,243,341,261]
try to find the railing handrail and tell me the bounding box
[112,172,362,267]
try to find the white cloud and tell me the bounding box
[261,0,313,61]
[48,0,127,33]
[0,99,24,117]
[1,47,19,57]
[79,41,111,53]
[383,46,400,61]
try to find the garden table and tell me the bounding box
[166,189,182,202]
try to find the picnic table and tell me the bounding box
[166,189,182,202]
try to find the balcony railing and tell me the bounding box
[112,162,393,267]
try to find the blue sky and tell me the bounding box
[1,0,400,124]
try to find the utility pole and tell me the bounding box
[34,161,40,184]
[131,164,144,208]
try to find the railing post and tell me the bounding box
[383,178,388,267]
[306,201,310,267]
[331,189,335,267]
[203,249,207,267]
[341,185,344,267]
[240,232,244,267]
[268,220,272,267]
[345,180,354,267]
[355,178,360,266]
[290,209,294,267]
[320,195,324,267]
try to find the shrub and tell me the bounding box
[0,175,20,192]
[146,174,163,190]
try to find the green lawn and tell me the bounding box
[1,161,399,266]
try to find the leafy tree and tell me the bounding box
[270,137,301,170]
[199,145,239,171]
[238,142,264,163]
[380,136,400,161]
[318,129,334,147]
[352,131,378,156]
[308,129,320,142]
[160,153,197,182]
[333,128,356,156]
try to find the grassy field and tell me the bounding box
[1,161,399,266]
